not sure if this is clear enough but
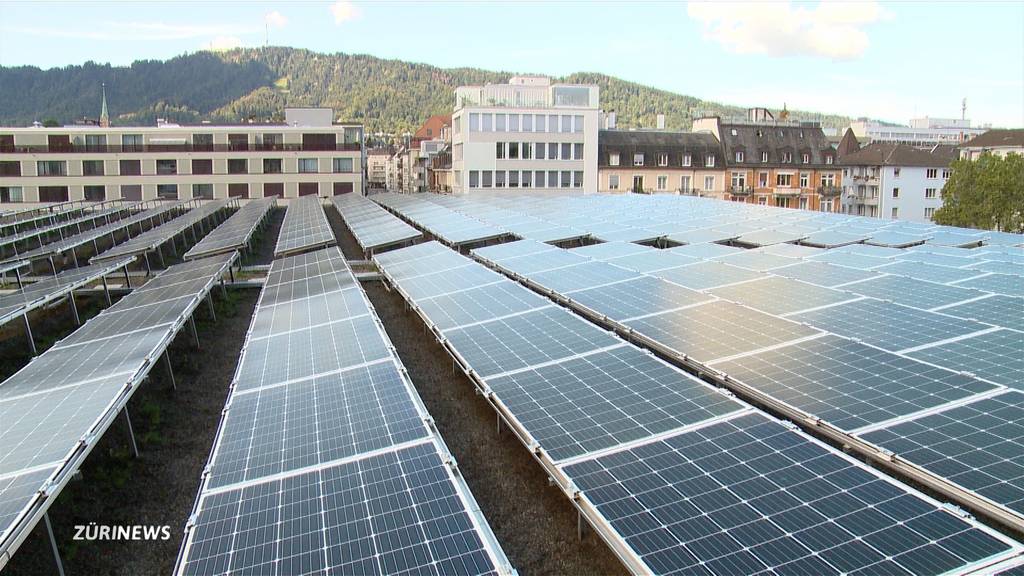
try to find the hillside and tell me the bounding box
[0,47,853,135]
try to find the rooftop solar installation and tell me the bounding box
[496,249,590,276]
[837,242,907,258]
[414,281,551,332]
[526,260,638,294]
[92,200,229,264]
[927,231,987,248]
[800,230,869,248]
[953,273,1024,298]
[938,295,1024,332]
[664,228,740,246]
[650,260,764,290]
[895,250,978,268]
[968,260,1024,276]
[844,274,987,311]
[0,203,136,256]
[809,249,892,270]
[758,242,824,258]
[906,328,1024,389]
[665,242,744,260]
[471,238,557,262]
[709,275,858,316]
[865,230,929,248]
[178,246,511,575]
[183,198,275,260]
[875,260,989,284]
[0,256,135,326]
[772,260,882,287]
[603,251,700,274]
[273,196,337,258]
[371,192,508,247]
[394,264,505,302]
[713,249,799,272]
[733,228,809,247]
[330,193,422,253]
[568,276,712,321]
[569,241,655,260]
[788,298,993,352]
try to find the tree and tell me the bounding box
[42,118,59,127]
[933,153,1024,233]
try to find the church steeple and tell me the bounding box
[99,83,109,127]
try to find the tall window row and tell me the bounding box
[495,142,585,160]
[468,113,584,133]
[0,181,356,203]
[5,157,357,177]
[469,169,584,189]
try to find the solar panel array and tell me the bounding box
[0,202,137,257]
[273,195,337,257]
[0,256,135,326]
[372,192,509,247]
[183,198,275,261]
[92,200,230,264]
[177,246,511,575]
[330,193,422,253]
[377,240,1022,575]
[0,202,87,237]
[0,252,237,563]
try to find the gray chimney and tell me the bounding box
[656,114,665,130]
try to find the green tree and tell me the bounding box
[41,118,59,127]
[934,153,1024,233]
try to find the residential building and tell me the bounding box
[413,115,451,143]
[451,76,599,193]
[693,111,843,212]
[366,149,390,190]
[429,146,453,193]
[840,142,957,222]
[597,130,725,195]
[848,117,988,148]
[0,107,363,203]
[958,129,1024,160]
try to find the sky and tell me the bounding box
[0,0,1021,127]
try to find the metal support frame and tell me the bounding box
[164,351,177,391]
[122,407,140,458]
[123,263,132,288]
[205,294,217,322]
[100,275,112,306]
[67,292,80,326]
[189,316,200,349]
[44,512,65,576]
[23,314,37,356]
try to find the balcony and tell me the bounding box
[0,142,362,154]
[728,186,754,196]
[774,187,802,197]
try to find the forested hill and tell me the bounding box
[0,47,852,135]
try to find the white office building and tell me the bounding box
[848,117,988,148]
[840,142,957,223]
[451,77,599,193]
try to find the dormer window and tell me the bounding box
[756,129,763,138]
[730,128,738,136]
[705,155,715,167]
[609,152,620,166]
[761,151,769,163]
[825,154,834,165]
[633,153,644,166]
[735,151,744,162]
[802,153,810,164]
[682,154,692,167]
[658,153,668,167]
[782,152,793,163]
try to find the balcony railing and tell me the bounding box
[728,186,754,196]
[817,186,842,197]
[0,142,362,154]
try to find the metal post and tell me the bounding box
[122,407,140,458]
[189,315,200,349]
[123,264,132,288]
[164,351,177,391]
[228,267,235,283]
[143,252,152,276]
[44,513,65,576]
[23,314,37,356]
[206,294,217,322]
[68,292,80,326]
[70,245,79,268]
[48,256,57,278]
[577,511,584,541]
[101,275,112,306]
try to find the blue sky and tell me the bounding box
[1,1,1021,127]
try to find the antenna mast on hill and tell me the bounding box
[962,97,967,120]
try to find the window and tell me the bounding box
[574,143,583,160]
[36,161,66,176]
[799,197,808,210]
[551,115,561,133]
[942,169,951,179]
[561,143,571,160]
[825,154,834,165]
[121,134,143,151]
[776,173,793,187]
[229,183,250,199]
[658,153,669,167]
[298,182,318,196]
[193,133,213,151]
[453,117,461,134]
[261,158,282,174]
[782,152,793,163]
[156,159,177,175]
[482,114,493,132]
[535,114,546,132]
[758,171,769,187]
[522,171,532,187]
[657,176,667,190]
[519,115,531,132]
[298,158,317,173]
[333,182,354,195]
[680,175,691,191]
[495,171,506,188]
[761,151,769,163]
[332,158,353,173]
[682,154,691,167]
[892,187,900,198]
[574,115,584,133]
[84,185,105,201]
[735,151,744,162]
[228,134,248,151]
[705,155,715,167]
[802,153,810,164]
[560,170,571,188]
[192,159,213,175]
[704,175,715,191]
[0,187,24,202]
[891,207,899,219]
[776,197,791,208]
[509,114,519,132]
[731,172,746,189]
[633,153,644,166]
[157,184,178,200]
[82,160,104,176]
[509,142,519,159]
[925,207,936,220]
[573,171,583,188]
[821,173,835,187]
[893,167,901,177]
[482,171,492,188]
[610,152,620,166]
[38,186,69,202]
[535,170,545,187]
[193,184,214,199]
[536,143,546,160]
[495,142,505,159]
[509,171,519,188]
[496,114,506,132]
[228,158,248,174]
[548,171,558,188]
[469,171,479,188]
[0,161,19,177]
[260,183,282,198]
[120,185,141,201]
[820,200,833,212]
[469,113,480,132]
[609,174,620,190]
[799,173,809,188]
[547,143,557,160]
[925,188,937,198]
[84,134,107,151]
[522,142,532,159]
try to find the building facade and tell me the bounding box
[693,113,842,212]
[958,129,1024,160]
[366,149,389,190]
[451,76,599,193]
[840,142,957,222]
[0,108,363,203]
[597,130,725,195]
[849,117,988,148]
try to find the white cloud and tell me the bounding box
[205,36,244,51]
[330,1,360,24]
[265,11,288,29]
[687,1,891,60]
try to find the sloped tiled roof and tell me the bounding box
[839,142,958,167]
[960,129,1024,149]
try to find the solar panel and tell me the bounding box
[331,193,422,252]
[0,466,56,547]
[564,412,1017,576]
[496,249,590,276]
[938,294,1024,331]
[800,230,868,248]
[788,298,993,352]
[0,256,135,326]
[274,196,337,257]
[874,260,988,285]
[414,281,551,331]
[569,276,712,321]
[734,229,808,247]
[809,250,891,270]
[526,261,638,294]
[953,273,1024,297]
[861,390,1024,515]
[184,198,275,260]
[714,250,800,272]
[249,288,369,339]
[865,231,928,248]
[471,239,556,262]
[967,260,1024,277]
[759,242,823,258]
[895,251,976,268]
[906,328,1024,389]
[92,201,228,263]
[666,242,744,260]
[844,275,986,310]
[712,334,997,430]
[651,261,763,290]
[396,265,504,302]
[772,261,882,288]
[709,276,857,316]
[487,346,744,461]
[569,241,655,260]
[665,228,740,246]
[624,300,821,364]
[836,243,906,258]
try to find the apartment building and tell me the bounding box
[958,129,1024,160]
[694,111,842,211]
[840,142,957,222]
[451,76,599,193]
[849,117,988,148]
[0,108,363,204]
[597,130,725,195]
[366,149,389,190]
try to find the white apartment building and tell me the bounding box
[840,142,957,223]
[848,117,988,148]
[958,129,1024,160]
[0,108,364,204]
[451,76,599,193]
